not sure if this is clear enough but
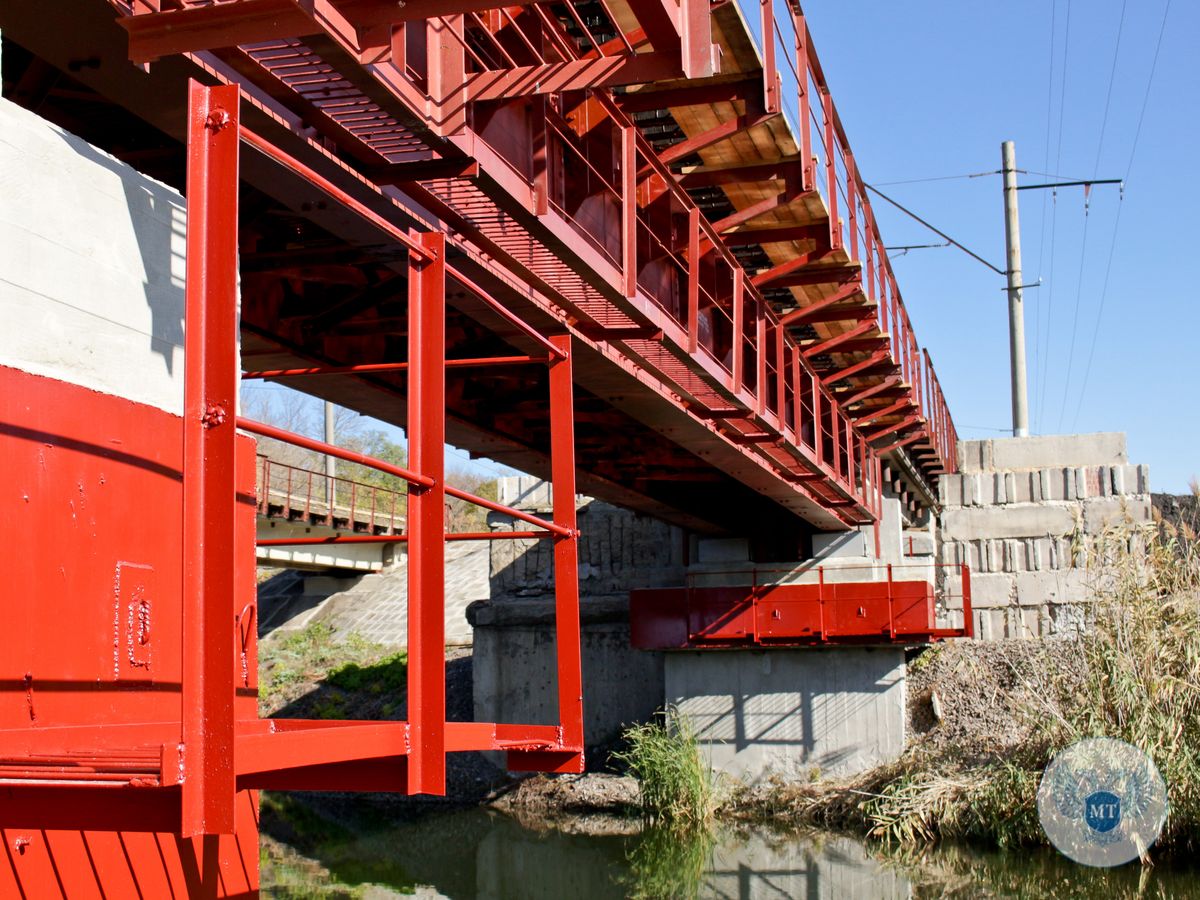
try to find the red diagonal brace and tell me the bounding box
[653,114,774,171]
[865,413,922,444]
[819,349,890,385]
[801,319,875,358]
[752,250,842,289]
[710,189,807,234]
[840,374,902,409]
[854,397,914,428]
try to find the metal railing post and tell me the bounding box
[181,79,240,837]
[549,333,584,766]
[406,230,447,795]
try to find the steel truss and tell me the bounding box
[99,0,964,535]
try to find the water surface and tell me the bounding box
[260,797,1200,898]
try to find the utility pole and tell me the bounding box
[324,400,336,504]
[1001,140,1029,438]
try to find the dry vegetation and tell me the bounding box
[729,506,1200,859]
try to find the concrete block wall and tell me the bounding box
[938,433,1151,639]
[489,484,685,600]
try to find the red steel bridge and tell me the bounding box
[0,0,961,894]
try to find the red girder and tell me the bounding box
[114,0,957,521]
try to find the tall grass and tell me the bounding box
[1041,523,1200,853]
[863,523,1200,856]
[614,709,716,829]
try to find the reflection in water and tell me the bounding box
[260,797,1200,899]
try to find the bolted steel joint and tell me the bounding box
[201,403,227,429]
[205,108,231,132]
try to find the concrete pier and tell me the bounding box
[666,647,906,781]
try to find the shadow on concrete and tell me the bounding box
[50,124,186,376]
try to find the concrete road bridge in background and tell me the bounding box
[254,454,406,571]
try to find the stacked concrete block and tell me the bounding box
[937,433,1151,639]
[489,478,686,600]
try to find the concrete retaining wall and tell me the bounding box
[468,597,664,753]
[258,542,485,645]
[939,433,1151,638]
[489,492,685,600]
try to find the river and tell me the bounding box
[259,796,1200,898]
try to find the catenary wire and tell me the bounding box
[1070,0,1172,431]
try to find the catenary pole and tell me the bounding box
[1001,141,1029,437]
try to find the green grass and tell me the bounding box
[614,709,716,829]
[259,622,407,718]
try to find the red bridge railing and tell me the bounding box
[255,454,406,535]
[631,562,974,649]
[765,0,959,470]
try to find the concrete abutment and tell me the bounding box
[472,430,1152,782]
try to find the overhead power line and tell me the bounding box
[1092,0,1129,175]
[1070,0,1172,431]
[863,183,1006,276]
[870,170,998,187]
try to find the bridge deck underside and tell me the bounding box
[0,0,957,541]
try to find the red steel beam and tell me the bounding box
[768,265,861,288]
[777,285,864,328]
[123,0,316,63]
[710,189,806,234]
[877,430,927,454]
[854,397,914,429]
[406,230,447,796]
[676,156,806,189]
[679,0,716,78]
[332,0,541,28]
[366,158,480,184]
[629,0,713,78]
[181,80,240,837]
[615,75,760,113]
[840,374,903,409]
[239,126,433,261]
[653,114,773,170]
[801,319,875,358]
[820,349,891,385]
[257,531,553,545]
[791,304,875,326]
[241,356,548,379]
[751,250,840,289]
[238,417,435,487]
[722,223,830,246]
[817,337,890,355]
[865,413,922,444]
[463,52,685,102]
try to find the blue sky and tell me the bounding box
[800,0,1197,491]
